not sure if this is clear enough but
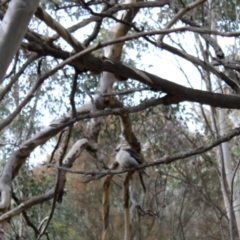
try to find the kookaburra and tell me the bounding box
[115,144,148,191]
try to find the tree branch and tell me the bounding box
[44,126,240,180]
[35,6,85,51]
[1,126,239,222]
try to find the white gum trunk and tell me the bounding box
[0,0,39,83]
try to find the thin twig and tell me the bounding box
[79,83,97,111]
[70,69,78,118]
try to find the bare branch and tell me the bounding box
[99,87,151,96]
[35,6,85,51]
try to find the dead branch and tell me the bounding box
[56,138,90,202]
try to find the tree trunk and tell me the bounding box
[0,0,39,83]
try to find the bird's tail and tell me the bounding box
[139,172,146,192]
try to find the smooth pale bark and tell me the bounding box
[0,0,39,84]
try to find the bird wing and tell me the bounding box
[124,148,141,164]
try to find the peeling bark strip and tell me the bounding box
[123,172,134,240]
[102,175,114,240]
[0,0,39,83]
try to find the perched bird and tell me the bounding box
[115,144,148,191]
[115,144,141,168]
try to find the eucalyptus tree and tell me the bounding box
[1,0,240,239]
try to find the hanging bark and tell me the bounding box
[102,174,115,240]
[123,172,134,240]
